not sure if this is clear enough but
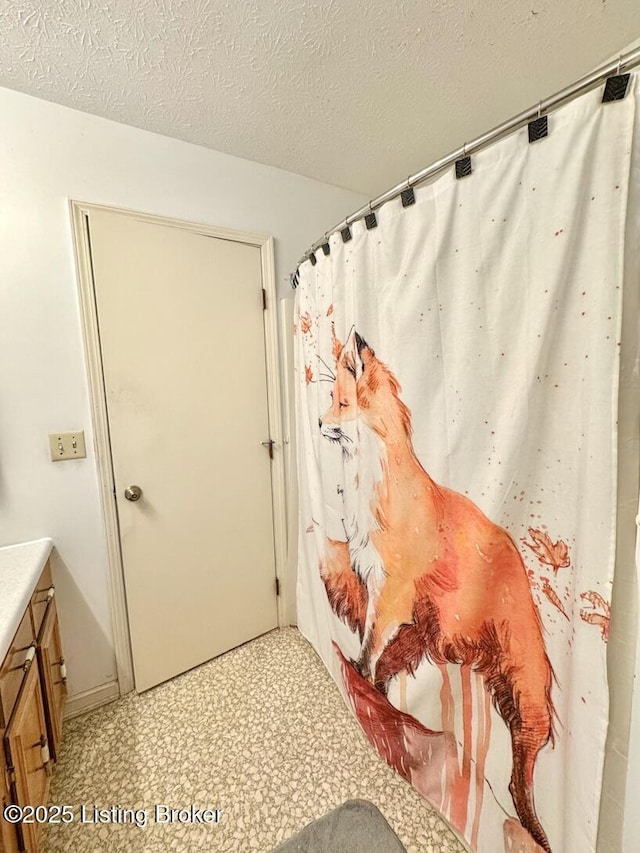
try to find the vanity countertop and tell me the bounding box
[0,538,54,662]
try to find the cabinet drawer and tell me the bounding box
[36,600,66,761]
[0,611,35,729]
[30,561,54,639]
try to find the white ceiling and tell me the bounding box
[0,1,638,197]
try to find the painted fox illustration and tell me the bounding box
[318,328,555,853]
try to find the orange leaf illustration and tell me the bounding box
[300,312,312,334]
[523,528,570,574]
[326,304,334,316]
[580,591,610,642]
[331,322,342,359]
[541,579,569,620]
[305,365,314,385]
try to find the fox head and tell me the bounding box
[319,327,411,452]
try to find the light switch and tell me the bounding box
[48,431,87,461]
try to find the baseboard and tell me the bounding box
[64,680,120,719]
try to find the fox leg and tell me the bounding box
[489,656,554,853]
[319,538,368,639]
[359,615,401,682]
[357,578,392,676]
[356,578,411,683]
[357,597,378,678]
[509,722,552,853]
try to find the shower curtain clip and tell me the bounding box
[528,102,548,143]
[401,180,416,208]
[321,233,331,256]
[455,144,473,179]
[603,58,630,102]
[365,202,378,230]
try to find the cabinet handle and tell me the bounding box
[8,643,36,673]
[33,585,55,603]
[53,657,67,681]
[22,645,36,673]
[32,736,52,775]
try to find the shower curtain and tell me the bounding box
[294,77,637,853]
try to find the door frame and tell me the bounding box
[70,201,288,696]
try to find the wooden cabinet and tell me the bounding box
[0,559,66,853]
[4,666,50,853]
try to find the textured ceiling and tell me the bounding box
[0,1,638,197]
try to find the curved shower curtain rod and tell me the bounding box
[293,44,640,280]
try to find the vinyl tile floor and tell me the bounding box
[41,627,467,853]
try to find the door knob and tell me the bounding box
[124,485,143,502]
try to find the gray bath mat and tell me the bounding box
[271,798,408,852]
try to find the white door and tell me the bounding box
[87,209,278,692]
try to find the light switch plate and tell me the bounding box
[49,431,87,461]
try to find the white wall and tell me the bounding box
[0,85,367,703]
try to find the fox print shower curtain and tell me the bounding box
[294,78,638,853]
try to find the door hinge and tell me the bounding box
[262,288,267,310]
[275,577,280,597]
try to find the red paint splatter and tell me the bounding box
[580,591,610,642]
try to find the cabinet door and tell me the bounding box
[4,664,50,853]
[0,753,19,853]
[36,601,66,761]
